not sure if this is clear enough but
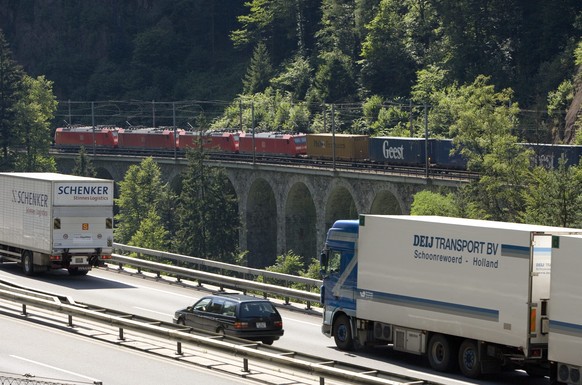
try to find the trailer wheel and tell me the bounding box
[428,334,457,372]
[333,314,354,351]
[458,339,482,378]
[525,364,547,378]
[68,267,89,276]
[22,251,34,276]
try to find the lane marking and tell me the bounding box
[10,355,101,382]
[134,307,173,317]
[91,271,195,299]
[135,285,195,299]
[283,316,320,327]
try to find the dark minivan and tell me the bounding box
[173,293,284,345]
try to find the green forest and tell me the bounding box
[2,0,582,270]
[1,0,582,143]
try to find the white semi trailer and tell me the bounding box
[319,215,582,378]
[0,172,114,275]
[548,234,582,385]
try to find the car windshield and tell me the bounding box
[239,302,277,318]
[193,298,211,311]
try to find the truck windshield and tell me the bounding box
[327,250,341,274]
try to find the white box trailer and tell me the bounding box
[0,172,114,275]
[319,215,582,378]
[548,235,582,385]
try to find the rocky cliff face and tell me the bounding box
[563,66,582,143]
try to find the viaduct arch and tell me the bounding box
[55,154,462,267]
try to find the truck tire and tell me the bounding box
[428,334,457,372]
[458,339,482,378]
[68,267,89,276]
[333,314,354,351]
[22,251,34,276]
[525,364,547,378]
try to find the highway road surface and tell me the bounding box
[0,263,550,385]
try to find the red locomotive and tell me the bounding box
[178,130,240,153]
[117,127,180,151]
[239,132,307,157]
[54,125,121,149]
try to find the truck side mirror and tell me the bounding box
[320,251,328,268]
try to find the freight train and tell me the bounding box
[54,125,582,170]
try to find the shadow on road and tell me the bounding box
[341,345,549,385]
[0,262,135,290]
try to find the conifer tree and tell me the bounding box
[115,157,170,245]
[242,42,273,94]
[0,30,25,171]
[129,208,169,251]
[71,146,96,177]
[175,148,240,261]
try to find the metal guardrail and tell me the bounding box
[111,244,322,307]
[0,372,98,385]
[0,284,442,385]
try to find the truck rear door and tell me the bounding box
[52,206,113,252]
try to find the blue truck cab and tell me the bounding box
[319,219,359,350]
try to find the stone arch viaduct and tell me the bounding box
[55,154,464,267]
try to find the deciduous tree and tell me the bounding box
[443,75,529,221]
[410,190,459,216]
[13,75,58,171]
[522,159,582,227]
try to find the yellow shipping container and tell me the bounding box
[306,134,369,161]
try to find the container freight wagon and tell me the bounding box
[319,215,582,378]
[306,134,368,161]
[548,235,582,385]
[368,137,428,167]
[524,143,582,169]
[429,139,467,169]
[0,173,114,276]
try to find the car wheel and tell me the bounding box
[333,314,354,351]
[176,317,185,326]
[216,327,225,337]
[262,338,274,345]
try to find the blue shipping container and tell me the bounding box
[369,137,427,167]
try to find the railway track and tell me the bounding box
[51,147,478,182]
